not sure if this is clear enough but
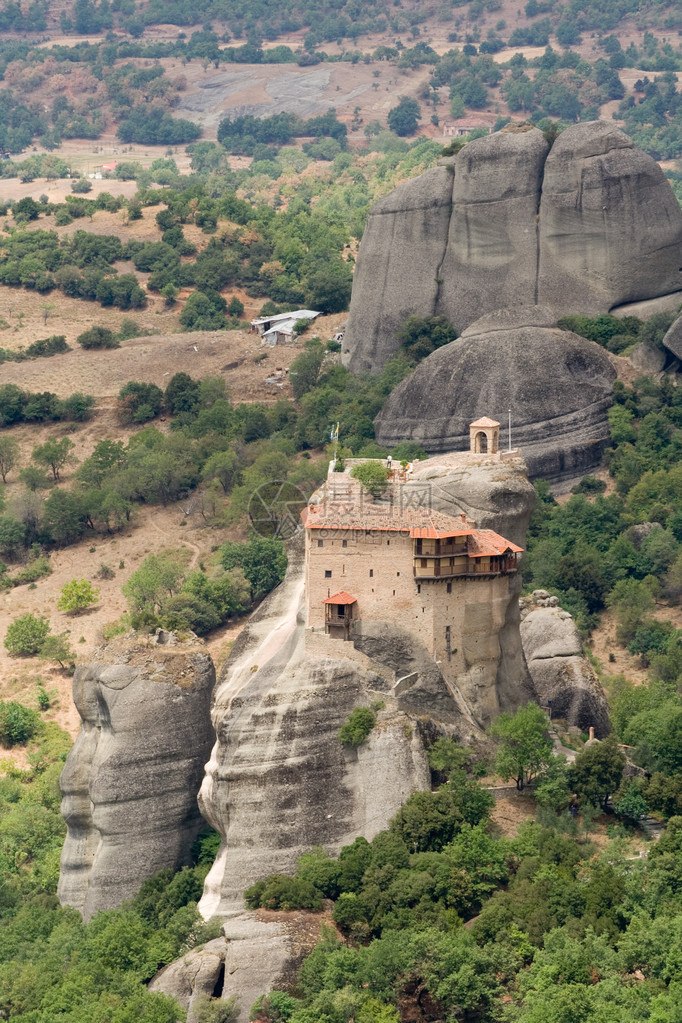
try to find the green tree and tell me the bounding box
[219,536,287,602]
[350,461,390,498]
[4,613,51,655]
[201,449,240,494]
[0,701,40,745]
[31,436,75,481]
[490,703,553,790]
[0,435,19,483]
[567,735,626,811]
[397,315,457,363]
[388,96,421,136]
[123,550,187,616]
[38,631,75,669]
[57,578,100,614]
[76,325,119,349]
[290,340,325,399]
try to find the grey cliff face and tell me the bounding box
[375,312,617,486]
[520,592,610,735]
[662,311,682,361]
[197,460,536,920]
[197,540,430,918]
[343,121,682,374]
[150,912,327,1023]
[58,631,215,920]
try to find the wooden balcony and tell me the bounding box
[413,556,518,579]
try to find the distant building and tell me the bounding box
[442,119,494,138]
[301,418,523,677]
[250,309,321,345]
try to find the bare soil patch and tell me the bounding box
[490,791,536,837]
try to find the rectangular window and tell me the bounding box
[325,570,332,578]
[342,539,347,548]
[417,584,421,593]
[447,583,452,594]
[396,571,400,577]
[369,569,374,578]
[387,539,390,545]
[317,539,323,547]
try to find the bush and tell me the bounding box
[76,326,119,350]
[244,874,323,911]
[339,707,376,747]
[4,613,51,655]
[71,177,92,193]
[350,461,390,498]
[116,381,164,424]
[0,701,40,745]
[57,578,99,614]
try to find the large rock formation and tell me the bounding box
[58,631,214,920]
[520,591,610,735]
[197,534,431,919]
[375,308,616,485]
[198,459,537,919]
[662,310,682,361]
[150,911,328,1023]
[343,121,682,374]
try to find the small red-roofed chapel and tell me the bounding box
[469,417,500,455]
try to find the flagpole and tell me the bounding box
[508,408,512,452]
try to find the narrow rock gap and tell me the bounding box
[434,168,456,315]
[534,145,549,306]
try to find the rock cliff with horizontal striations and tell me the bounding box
[57,631,215,920]
[197,459,537,920]
[520,592,610,735]
[374,308,617,486]
[343,121,682,374]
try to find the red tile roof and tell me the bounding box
[323,591,357,605]
[470,417,500,428]
[466,530,523,557]
[301,504,523,553]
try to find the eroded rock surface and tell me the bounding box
[520,592,610,735]
[662,311,682,361]
[198,539,430,919]
[58,631,214,920]
[343,121,682,374]
[375,309,616,486]
[150,911,326,1023]
[198,460,536,920]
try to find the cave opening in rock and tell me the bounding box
[212,962,225,999]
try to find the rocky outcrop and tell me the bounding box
[150,911,326,1023]
[58,631,214,920]
[374,308,616,486]
[662,311,682,361]
[343,121,682,374]
[197,534,430,919]
[520,591,610,735]
[198,460,536,920]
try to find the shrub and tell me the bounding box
[76,326,119,350]
[57,578,99,614]
[244,874,323,911]
[0,701,40,745]
[71,177,92,193]
[116,381,164,424]
[339,706,376,747]
[350,461,390,498]
[4,613,51,655]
